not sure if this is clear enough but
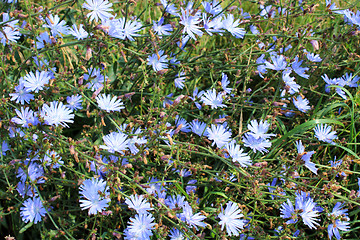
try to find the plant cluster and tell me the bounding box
[0,0,360,239]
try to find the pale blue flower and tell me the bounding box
[202,0,223,15]
[125,194,154,214]
[306,52,322,62]
[174,71,186,89]
[202,14,224,36]
[66,94,83,110]
[42,14,69,37]
[84,67,106,91]
[265,54,287,71]
[23,70,50,93]
[291,56,309,79]
[160,0,178,16]
[34,32,53,49]
[20,197,47,224]
[17,181,38,198]
[218,201,246,236]
[179,8,203,40]
[127,213,156,239]
[201,88,226,109]
[41,101,74,127]
[147,50,168,71]
[189,119,207,136]
[242,133,272,154]
[247,119,275,140]
[222,14,246,39]
[96,93,125,112]
[221,73,232,94]
[165,195,188,209]
[0,26,20,46]
[83,0,114,22]
[186,179,197,194]
[225,141,251,167]
[178,204,206,230]
[17,161,45,184]
[293,95,310,113]
[152,17,172,36]
[100,131,129,154]
[175,115,190,133]
[68,24,89,40]
[169,228,187,240]
[342,73,359,88]
[280,199,297,224]
[250,25,259,34]
[11,107,38,128]
[282,71,300,95]
[10,82,34,105]
[260,5,276,18]
[79,178,110,215]
[1,141,9,156]
[206,124,232,148]
[281,191,322,229]
[314,124,337,144]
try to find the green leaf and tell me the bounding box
[19,221,33,233]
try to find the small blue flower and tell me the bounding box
[147,50,168,72]
[100,131,129,154]
[42,14,69,38]
[20,197,47,224]
[328,202,350,240]
[0,26,20,46]
[23,70,51,93]
[126,213,156,239]
[225,141,251,167]
[242,133,272,154]
[1,141,10,156]
[9,82,34,105]
[247,119,275,140]
[41,101,74,128]
[280,191,322,229]
[265,54,287,71]
[202,0,223,15]
[293,95,310,113]
[79,178,110,215]
[11,107,38,128]
[221,73,232,94]
[66,94,83,110]
[83,0,114,22]
[222,14,246,39]
[201,88,226,109]
[314,124,337,144]
[17,161,45,184]
[68,24,89,40]
[218,201,246,236]
[174,71,186,89]
[165,195,188,209]
[84,67,106,91]
[189,119,207,136]
[125,194,154,214]
[169,228,187,240]
[160,0,178,16]
[152,17,173,36]
[291,56,309,79]
[178,203,206,230]
[206,124,232,148]
[96,93,125,112]
[306,52,322,62]
[34,32,54,49]
[179,8,203,40]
